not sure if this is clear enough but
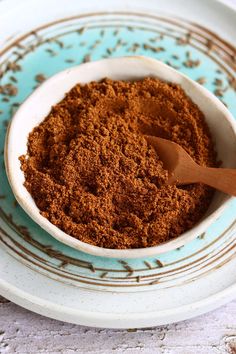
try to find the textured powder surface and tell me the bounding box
[20,78,216,249]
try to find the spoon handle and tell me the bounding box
[198,167,236,196]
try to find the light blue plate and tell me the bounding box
[0,12,236,292]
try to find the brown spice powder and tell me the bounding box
[20,78,216,249]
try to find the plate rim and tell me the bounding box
[1,268,236,328]
[0,0,235,12]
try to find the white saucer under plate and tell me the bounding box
[0,0,236,328]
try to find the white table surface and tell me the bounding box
[1,0,236,353]
[0,295,236,353]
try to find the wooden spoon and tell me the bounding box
[145,135,236,196]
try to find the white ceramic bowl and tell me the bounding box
[5,56,236,258]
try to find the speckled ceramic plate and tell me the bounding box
[0,0,236,328]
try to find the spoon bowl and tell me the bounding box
[146,135,236,195]
[5,56,236,258]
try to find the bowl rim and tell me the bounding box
[4,55,236,258]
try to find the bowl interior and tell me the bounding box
[5,56,236,258]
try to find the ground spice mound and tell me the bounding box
[20,78,216,249]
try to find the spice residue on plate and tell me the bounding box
[20,78,216,249]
